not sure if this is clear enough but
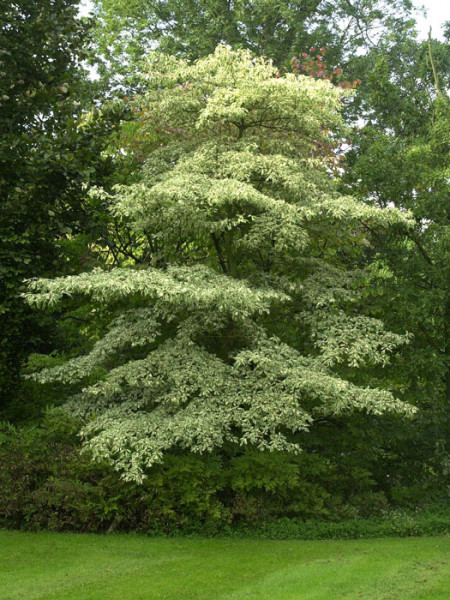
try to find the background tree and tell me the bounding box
[340,30,450,503]
[90,0,416,87]
[0,0,121,410]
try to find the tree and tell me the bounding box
[90,0,416,83]
[340,31,450,500]
[344,32,450,398]
[0,0,118,407]
[26,47,415,482]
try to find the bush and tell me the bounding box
[0,414,229,533]
[0,413,448,537]
[0,412,236,533]
[228,509,450,539]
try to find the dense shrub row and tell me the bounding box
[228,511,450,539]
[0,413,448,537]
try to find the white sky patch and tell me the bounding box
[415,0,450,40]
[78,2,94,18]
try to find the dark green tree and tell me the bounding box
[0,0,117,408]
[90,0,416,82]
[340,30,450,502]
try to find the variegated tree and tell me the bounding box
[26,47,415,482]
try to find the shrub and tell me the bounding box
[0,414,229,533]
[229,509,450,540]
[0,413,448,537]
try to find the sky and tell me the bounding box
[79,0,450,40]
[415,0,449,40]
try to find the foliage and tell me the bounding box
[345,29,450,133]
[290,47,360,90]
[90,0,416,81]
[0,414,227,532]
[1,414,447,534]
[341,31,450,492]
[2,0,448,537]
[24,47,418,482]
[0,0,119,407]
[231,509,450,540]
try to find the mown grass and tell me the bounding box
[0,531,449,599]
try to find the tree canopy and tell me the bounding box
[90,0,417,85]
[26,47,417,481]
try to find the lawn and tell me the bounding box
[0,531,449,600]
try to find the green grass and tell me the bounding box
[0,532,449,599]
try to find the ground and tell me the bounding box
[1,532,449,599]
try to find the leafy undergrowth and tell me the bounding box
[1,532,449,600]
[225,510,450,540]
